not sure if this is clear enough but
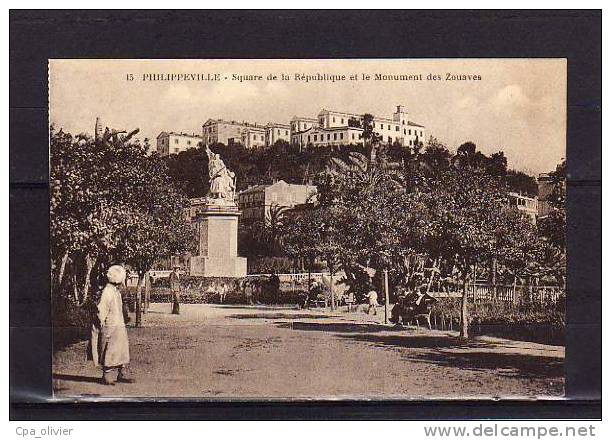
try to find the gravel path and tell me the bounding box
[52,303,564,400]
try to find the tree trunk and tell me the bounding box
[72,273,79,303]
[135,274,143,327]
[56,250,70,290]
[491,256,498,300]
[383,269,389,324]
[143,271,151,313]
[307,257,312,295]
[426,258,438,293]
[81,253,96,304]
[512,275,518,304]
[329,267,335,311]
[460,278,469,339]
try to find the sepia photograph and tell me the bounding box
[49,58,567,400]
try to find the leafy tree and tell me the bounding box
[537,159,566,279]
[361,113,382,147]
[50,125,193,311]
[165,147,208,197]
[487,151,508,177]
[454,141,488,170]
[546,159,567,209]
[116,154,195,307]
[281,206,323,290]
[282,203,344,308]
[50,126,146,302]
[505,170,538,196]
[420,136,452,174]
[310,149,418,301]
[348,117,362,128]
[538,209,566,249]
[421,168,514,338]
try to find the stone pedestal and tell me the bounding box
[189,199,247,278]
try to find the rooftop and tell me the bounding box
[157,131,202,138]
[318,108,425,128]
[203,118,285,129]
[266,122,291,128]
[291,115,318,122]
[238,180,317,195]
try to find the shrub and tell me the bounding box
[52,293,97,351]
[430,295,565,345]
[247,257,295,274]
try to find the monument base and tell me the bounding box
[187,197,248,278]
[189,255,247,278]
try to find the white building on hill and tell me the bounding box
[157,132,202,156]
[290,105,426,149]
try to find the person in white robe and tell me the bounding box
[89,265,132,385]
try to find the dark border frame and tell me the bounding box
[9,9,601,420]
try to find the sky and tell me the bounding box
[49,59,566,174]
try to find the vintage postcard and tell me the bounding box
[49,59,566,399]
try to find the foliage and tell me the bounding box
[361,113,382,146]
[50,125,194,305]
[417,167,551,337]
[505,169,538,196]
[247,256,297,274]
[430,296,565,345]
[165,147,208,197]
[538,209,566,250]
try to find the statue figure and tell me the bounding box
[205,145,236,203]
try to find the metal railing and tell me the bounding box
[429,283,564,304]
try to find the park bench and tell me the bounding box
[409,306,433,329]
[391,292,437,329]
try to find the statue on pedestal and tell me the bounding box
[189,145,247,277]
[205,145,236,204]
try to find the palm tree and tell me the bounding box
[265,203,288,256]
[325,148,404,195]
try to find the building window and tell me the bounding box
[285,130,288,135]
[314,135,318,141]
[340,133,343,139]
[409,130,411,135]
[308,135,311,142]
[395,126,399,131]
[333,117,335,122]
[341,118,344,124]
[187,140,191,145]
[175,139,179,144]
[327,134,331,140]
[352,133,355,140]
[333,133,337,140]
